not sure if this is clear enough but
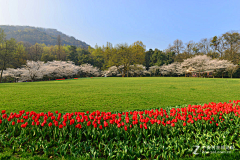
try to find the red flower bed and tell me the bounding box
[1,100,240,130]
[1,100,240,159]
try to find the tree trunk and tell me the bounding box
[0,61,5,83]
[0,68,3,83]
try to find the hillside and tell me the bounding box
[0,25,90,49]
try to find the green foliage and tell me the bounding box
[102,41,146,77]
[66,46,78,64]
[0,37,17,82]
[149,49,176,66]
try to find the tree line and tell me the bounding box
[2,55,238,83]
[1,27,240,82]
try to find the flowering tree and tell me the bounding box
[191,55,212,77]
[181,55,212,77]
[148,66,160,76]
[22,60,44,81]
[175,62,184,76]
[80,63,101,77]
[41,61,80,79]
[60,61,80,78]
[129,64,146,77]
[103,66,118,77]
[165,62,180,76]
[212,59,231,78]
[180,57,195,77]
[160,64,169,76]
[226,63,238,78]
[4,68,26,82]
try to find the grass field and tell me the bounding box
[0,77,239,113]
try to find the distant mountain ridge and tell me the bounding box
[0,25,90,49]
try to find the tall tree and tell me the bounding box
[0,37,17,82]
[222,31,240,64]
[67,45,78,64]
[185,41,195,56]
[172,39,184,54]
[29,43,44,61]
[150,49,167,66]
[210,36,225,58]
[12,42,27,68]
[103,41,145,77]
[144,49,154,70]
[78,49,93,65]
[89,45,104,69]
[198,38,211,55]
[57,35,62,60]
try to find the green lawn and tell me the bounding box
[0,77,239,113]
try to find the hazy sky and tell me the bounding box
[0,0,239,50]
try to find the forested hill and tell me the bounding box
[0,25,90,49]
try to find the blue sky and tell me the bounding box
[0,0,239,50]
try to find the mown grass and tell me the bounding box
[0,77,239,113]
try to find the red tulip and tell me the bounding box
[1,110,6,114]
[87,121,91,126]
[124,125,127,131]
[117,123,121,128]
[48,122,52,127]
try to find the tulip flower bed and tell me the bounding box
[1,101,240,159]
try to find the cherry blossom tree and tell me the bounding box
[226,63,238,78]
[22,60,44,81]
[160,64,169,76]
[180,55,212,77]
[148,66,160,76]
[129,64,146,77]
[80,63,101,77]
[175,62,184,76]
[103,66,118,77]
[41,61,80,79]
[4,68,26,82]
